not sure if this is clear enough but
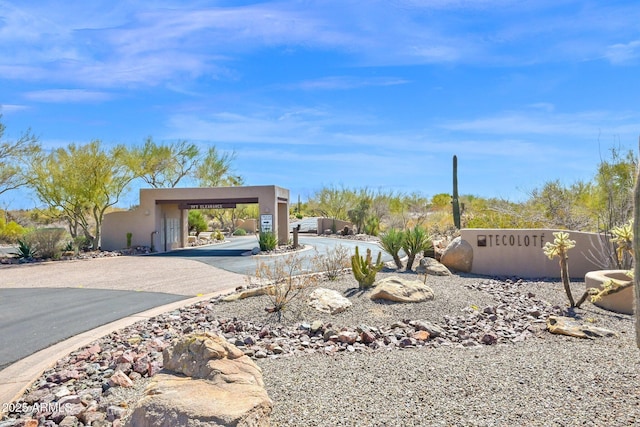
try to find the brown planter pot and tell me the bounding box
[584,269,634,315]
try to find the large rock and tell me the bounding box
[370,276,434,303]
[415,257,451,276]
[547,316,617,339]
[127,333,272,427]
[440,237,473,273]
[307,288,352,314]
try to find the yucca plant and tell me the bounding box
[380,228,405,270]
[402,225,432,271]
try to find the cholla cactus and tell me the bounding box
[351,246,383,289]
[611,220,633,266]
[543,231,577,307]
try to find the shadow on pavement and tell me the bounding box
[150,248,249,257]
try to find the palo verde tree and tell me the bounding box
[0,116,40,196]
[126,137,199,188]
[27,140,134,249]
[194,147,244,187]
[127,139,244,189]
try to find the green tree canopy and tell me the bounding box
[0,116,40,196]
[126,137,199,188]
[194,147,244,187]
[27,140,134,249]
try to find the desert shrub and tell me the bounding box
[402,225,432,270]
[254,253,318,322]
[21,228,67,259]
[364,215,380,236]
[233,228,247,236]
[313,244,351,280]
[0,219,27,243]
[73,235,92,253]
[380,228,405,270]
[258,231,278,251]
[188,210,208,236]
[25,228,67,259]
[351,246,383,289]
[214,229,225,241]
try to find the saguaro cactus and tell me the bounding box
[452,155,461,229]
[351,246,383,289]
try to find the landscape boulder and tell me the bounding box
[370,276,434,303]
[546,316,617,339]
[415,257,451,276]
[127,333,272,427]
[308,288,352,314]
[440,237,473,273]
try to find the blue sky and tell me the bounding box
[1,0,639,209]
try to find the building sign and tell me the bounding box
[260,214,273,233]
[476,233,547,248]
[182,203,237,209]
[460,228,602,279]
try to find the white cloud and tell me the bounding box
[604,40,640,65]
[0,104,28,113]
[23,89,113,103]
[286,76,409,91]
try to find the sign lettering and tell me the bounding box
[477,233,546,248]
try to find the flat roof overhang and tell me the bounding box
[156,197,260,210]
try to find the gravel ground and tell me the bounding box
[3,268,639,426]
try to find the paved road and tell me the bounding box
[151,235,392,275]
[0,235,388,373]
[0,288,186,371]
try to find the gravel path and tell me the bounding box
[2,269,639,426]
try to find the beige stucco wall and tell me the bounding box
[102,185,289,252]
[317,218,354,235]
[235,218,257,233]
[460,229,604,279]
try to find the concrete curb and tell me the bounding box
[0,287,237,410]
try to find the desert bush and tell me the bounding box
[364,215,380,236]
[0,219,27,243]
[380,228,405,270]
[213,229,224,241]
[188,210,208,236]
[351,246,383,289]
[313,244,351,280]
[25,228,67,259]
[402,225,432,270]
[254,253,318,322]
[233,228,247,236]
[258,231,278,251]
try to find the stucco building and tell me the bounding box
[101,185,290,252]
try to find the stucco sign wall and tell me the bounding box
[460,229,604,279]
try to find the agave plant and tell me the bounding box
[14,238,37,260]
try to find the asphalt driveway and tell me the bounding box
[0,288,186,371]
[151,235,392,275]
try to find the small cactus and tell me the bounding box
[351,246,383,289]
[452,155,461,229]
